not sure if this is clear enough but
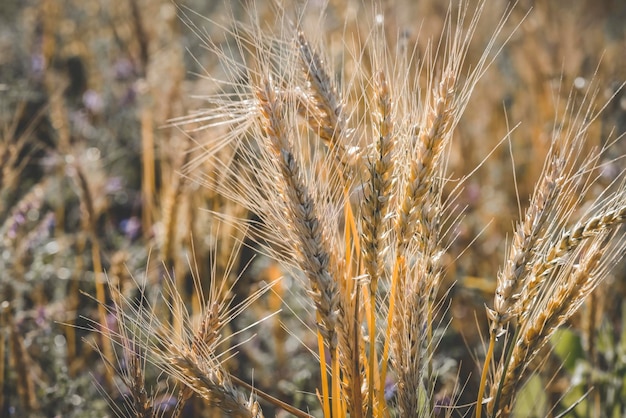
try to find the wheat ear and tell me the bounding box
[394,70,455,255]
[255,76,345,415]
[489,163,563,328]
[362,70,396,293]
[296,32,355,182]
[489,238,614,415]
[517,205,626,322]
[104,238,277,418]
[360,70,396,414]
[168,354,263,418]
[256,77,341,355]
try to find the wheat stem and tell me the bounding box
[340,193,363,417]
[476,331,496,418]
[317,323,332,418]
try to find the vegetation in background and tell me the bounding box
[1,0,625,417]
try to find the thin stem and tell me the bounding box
[367,292,377,415]
[378,255,403,415]
[490,326,521,416]
[318,322,331,418]
[476,331,496,418]
[427,294,435,416]
[332,352,342,418]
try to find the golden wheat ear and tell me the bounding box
[480,77,626,416]
[95,229,319,417]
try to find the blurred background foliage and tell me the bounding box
[0,0,625,416]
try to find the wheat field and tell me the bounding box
[1,0,626,417]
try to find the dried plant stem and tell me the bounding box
[161,153,187,268]
[0,302,8,413]
[488,324,522,418]
[476,331,496,418]
[90,237,111,385]
[67,228,86,373]
[161,146,190,342]
[317,323,331,418]
[127,0,149,74]
[73,165,115,390]
[10,321,39,412]
[365,288,379,414]
[346,288,363,418]
[378,256,402,416]
[332,350,342,417]
[141,107,155,239]
[339,192,363,418]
